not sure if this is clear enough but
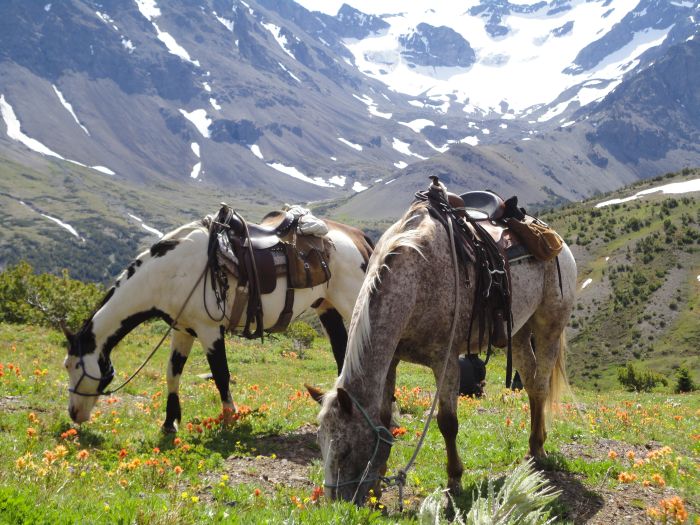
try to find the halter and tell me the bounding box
[69,351,115,397]
[323,389,395,495]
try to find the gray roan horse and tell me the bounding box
[62,214,372,430]
[314,198,576,503]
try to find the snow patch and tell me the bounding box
[329,175,346,187]
[128,214,164,237]
[1,94,64,159]
[209,98,221,110]
[278,62,302,83]
[134,0,200,66]
[249,144,263,160]
[179,108,211,138]
[425,140,449,153]
[214,12,234,31]
[261,22,296,60]
[352,181,368,192]
[41,213,84,241]
[596,179,700,208]
[202,82,212,92]
[91,166,115,175]
[191,143,200,158]
[267,162,331,187]
[121,38,135,53]
[352,94,391,119]
[399,118,434,133]
[337,137,363,151]
[392,138,427,159]
[52,85,90,135]
[190,162,202,179]
[393,161,407,169]
[459,135,480,146]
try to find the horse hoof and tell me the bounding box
[162,424,178,434]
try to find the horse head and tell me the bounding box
[61,321,113,423]
[315,386,393,504]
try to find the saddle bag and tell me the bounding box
[285,241,331,289]
[506,216,563,262]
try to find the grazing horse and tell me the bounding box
[62,214,372,430]
[313,200,576,503]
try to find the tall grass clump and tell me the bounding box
[418,460,560,525]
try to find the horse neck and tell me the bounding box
[88,255,174,357]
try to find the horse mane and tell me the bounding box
[337,202,432,385]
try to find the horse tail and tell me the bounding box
[547,331,569,415]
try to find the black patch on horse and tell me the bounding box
[186,328,197,337]
[319,308,347,374]
[170,351,188,376]
[206,332,232,404]
[150,239,179,258]
[68,321,97,357]
[360,262,368,273]
[458,354,486,397]
[103,308,173,356]
[164,393,181,430]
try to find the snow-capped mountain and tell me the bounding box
[0,0,698,217]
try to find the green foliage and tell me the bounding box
[617,362,668,392]
[418,460,559,525]
[286,321,318,356]
[0,486,75,525]
[674,367,697,393]
[0,261,104,329]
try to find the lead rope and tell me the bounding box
[385,204,462,511]
[99,265,208,396]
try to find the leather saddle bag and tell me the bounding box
[506,216,563,262]
[285,237,331,289]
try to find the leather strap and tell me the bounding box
[268,287,295,333]
[227,285,249,333]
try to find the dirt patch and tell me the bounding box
[198,428,692,523]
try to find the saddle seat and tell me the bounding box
[227,210,296,249]
[457,191,505,221]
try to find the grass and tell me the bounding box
[1,322,698,524]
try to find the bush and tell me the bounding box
[285,321,317,357]
[617,362,668,392]
[674,367,697,393]
[0,261,104,329]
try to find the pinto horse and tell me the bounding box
[313,199,576,503]
[62,214,372,430]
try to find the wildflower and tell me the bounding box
[152,447,160,454]
[391,427,407,437]
[310,486,323,502]
[191,496,199,503]
[103,504,110,512]
[26,427,37,438]
[608,450,618,460]
[118,449,128,459]
[505,417,512,427]
[291,495,304,509]
[28,412,39,423]
[181,492,189,500]
[221,474,229,482]
[253,488,261,497]
[119,479,128,488]
[618,471,637,483]
[626,451,635,460]
[173,438,182,446]
[174,466,183,475]
[77,450,90,461]
[643,479,651,487]
[651,473,666,487]
[646,496,688,524]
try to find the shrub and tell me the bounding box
[0,261,104,329]
[285,321,317,357]
[617,362,668,392]
[674,367,697,393]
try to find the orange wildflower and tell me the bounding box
[618,471,637,483]
[608,450,618,460]
[77,450,90,461]
[26,427,37,438]
[651,473,666,487]
[253,488,261,497]
[391,427,407,437]
[174,466,183,475]
[118,449,128,459]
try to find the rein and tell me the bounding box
[70,265,208,398]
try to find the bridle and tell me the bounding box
[68,349,115,397]
[323,389,395,498]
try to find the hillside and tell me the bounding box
[540,168,700,388]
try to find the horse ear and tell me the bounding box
[336,388,353,416]
[305,383,325,404]
[60,320,74,344]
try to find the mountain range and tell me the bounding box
[0,0,699,277]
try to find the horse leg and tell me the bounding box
[372,358,399,500]
[200,326,236,421]
[163,330,195,433]
[432,359,463,494]
[315,299,347,375]
[513,322,564,460]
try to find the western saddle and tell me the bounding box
[204,205,331,340]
